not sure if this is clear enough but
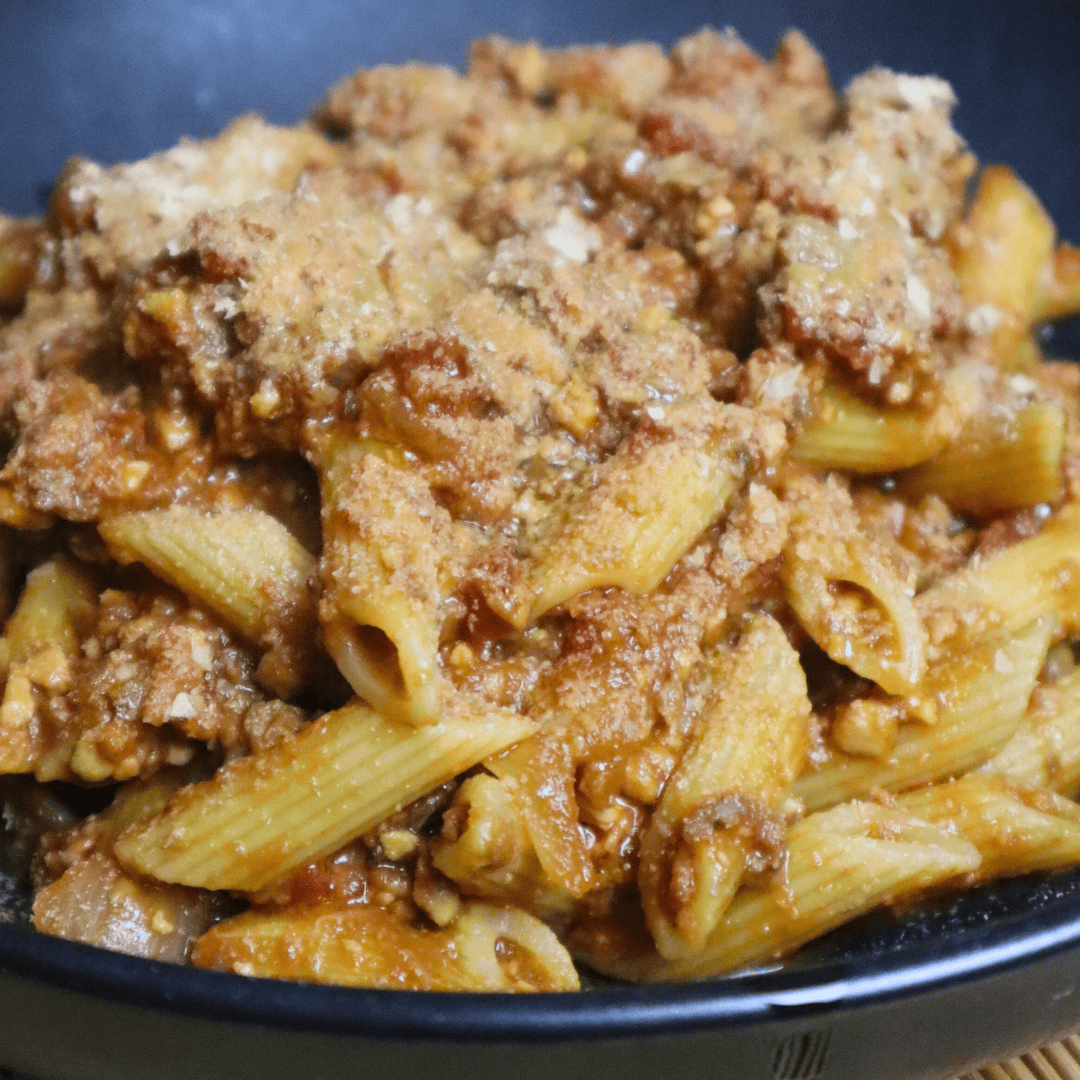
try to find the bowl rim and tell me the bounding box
[4,871,1080,1044]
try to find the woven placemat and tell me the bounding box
[1,1035,1078,1080]
[948,1033,1080,1080]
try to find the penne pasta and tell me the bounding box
[486,736,595,899]
[948,165,1057,368]
[0,558,98,776]
[501,398,783,629]
[115,699,534,892]
[793,616,1055,812]
[898,774,1080,882]
[431,773,575,925]
[782,475,926,695]
[315,432,449,726]
[597,802,980,982]
[897,402,1065,516]
[192,900,580,992]
[981,666,1080,797]
[637,616,810,959]
[1032,242,1080,322]
[791,381,968,474]
[917,503,1080,647]
[99,508,317,698]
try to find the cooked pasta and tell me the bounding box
[2,27,1080,992]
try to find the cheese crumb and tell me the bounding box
[542,207,598,264]
[967,303,1003,336]
[121,461,151,492]
[379,828,420,861]
[166,692,198,719]
[906,276,931,319]
[190,637,214,672]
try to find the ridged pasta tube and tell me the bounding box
[783,476,926,695]
[794,616,1055,811]
[899,774,1080,882]
[637,616,809,960]
[316,432,451,726]
[192,900,579,991]
[596,802,979,982]
[898,402,1065,516]
[115,699,534,892]
[503,398,784,628]
[99,508,317,698]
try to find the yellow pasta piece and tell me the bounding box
[503,398,782,628]
[4,557,97,665]
[791,385,955,473]
[948,165,1057,368]
[431,773,574,925]
[917,503,1080,644]
[316,432,449,726]
[486,734,594,899]
[637,616,809,960]
[115,699,534,892]
[897,402,1065,515]
[899,774,1080,882]
[603,802,979,982]
[793,616,1055,812]
[1032,242,1080,321]
[782,478,926,696]
[982,666,1080,796]
[192,900,579,991]
[0,558,98,775]
[99,508,317,698]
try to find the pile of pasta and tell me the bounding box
[2,29,1080,991]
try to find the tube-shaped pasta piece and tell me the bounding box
[982,666,1080,796]
[1032,242,1080,321]
[99,508,317,698]
[4,557,97,665]
[897,402,1065,516]
[791,386,952,473]
[503,399,783,628]
[948,165,1056,368]
[316,432,450,726]
[603,802,979,982]
[793,616,1055,812]
[486,735,594,898]
[638,616,809,960]
[0,558,98,775]
[192,900,579,991]
[898,774,1080,882]
[431,773,574,926]
[782,476,925,696]
[115,699,534,892]
[917,503,1080,643]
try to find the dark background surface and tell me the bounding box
[0,0,1078,233]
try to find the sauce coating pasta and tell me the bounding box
[2,28,1080,991]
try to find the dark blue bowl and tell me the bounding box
[2,869,1080,1079]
